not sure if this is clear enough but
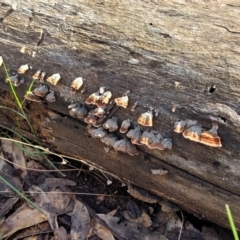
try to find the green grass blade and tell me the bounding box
[1,59,24,114]
[226,204,239,240]
[0,174,42,212]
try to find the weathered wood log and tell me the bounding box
[1,0,240,229]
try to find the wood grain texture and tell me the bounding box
[0,0,240,229]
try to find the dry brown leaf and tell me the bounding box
[0,197,19,218]
[94,224,115,240]
[166,213,182,231]
[71,200,90,240]
[44,178,76,188]
[0,206,47,238]
[12,222,51,240]
[12,139,27,179]
[97,213,167,240]
[47,188,71,213]
[29,185,58,231]
[27,160,47,170]
[24,146,46,161]
[1,139,13,159]
[0,152,22,197]
[54,226,68,240]
[121,210,152,228]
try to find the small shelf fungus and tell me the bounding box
[174,120,222,147]
[17,64,29,74]
[85,87,112,107]
[68,102,88,119]
[91,107,106,118]
[182,125,202,143]
[174,119,198,133]
[45,90,56,102]
[70,77,84,93]
[126,125,142,145]
[115,95,129,108]
[96,91,112,107]
[47,73,61,85]
[32,69,42,80]
[140,130,172,150]
[88,127,107,139]
[140,130,155,145]
[147,132,164,150]
[100,133,118,147]
[40,71,46,82]
[5,75,24,87]
[103,117,118,132]
[24,91,42,103]
[33,84,49,97]
[137,110,153,127]
[84,113,98,124]
[85,91,100,105]
[200,124,222,147]
[113,138,138,156]
[120,119,131,133]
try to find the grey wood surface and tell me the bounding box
[0,0,240,229]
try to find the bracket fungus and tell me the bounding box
[200,124,222,147]
[174,120,187,133]
[91,107,106,118]
[115,95,129,108]
[113,138,138,156]
[68,102,88,119]
[33,69,42,80]
[101,133,118,147]
[147,132,164,150]
[120,119,131,133]
[17,64,29,74]
[84,113,98,124]
[33,84,49,97]
[76,106,88,119]
[176,120,222,147]
[88,127,107,139]
[5,75,24,87]
[137,110,153,127]
[103,117,118,132]
[161,138,172,150]
[85,92,101,105]
[70,77,84,93]
[96,91,112,107]
[182,125,203,143]
[126,125,142,145]
[40,71,46,82]
[139,130,155,146]
[24,92,42,103]
[85,87,112,107]
[45,90,56,102]
[47,73,61,85]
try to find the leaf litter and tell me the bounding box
[0,137,233,240]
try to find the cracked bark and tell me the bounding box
[0,0,240,229]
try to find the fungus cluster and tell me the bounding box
[7,62,223,158]
[174,120,222,147]
[5,73,24,87]
[25,84,56,103]
[67,85,172,155]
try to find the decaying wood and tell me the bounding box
[1,0,240,229]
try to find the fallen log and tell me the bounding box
[1,0,240,229]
